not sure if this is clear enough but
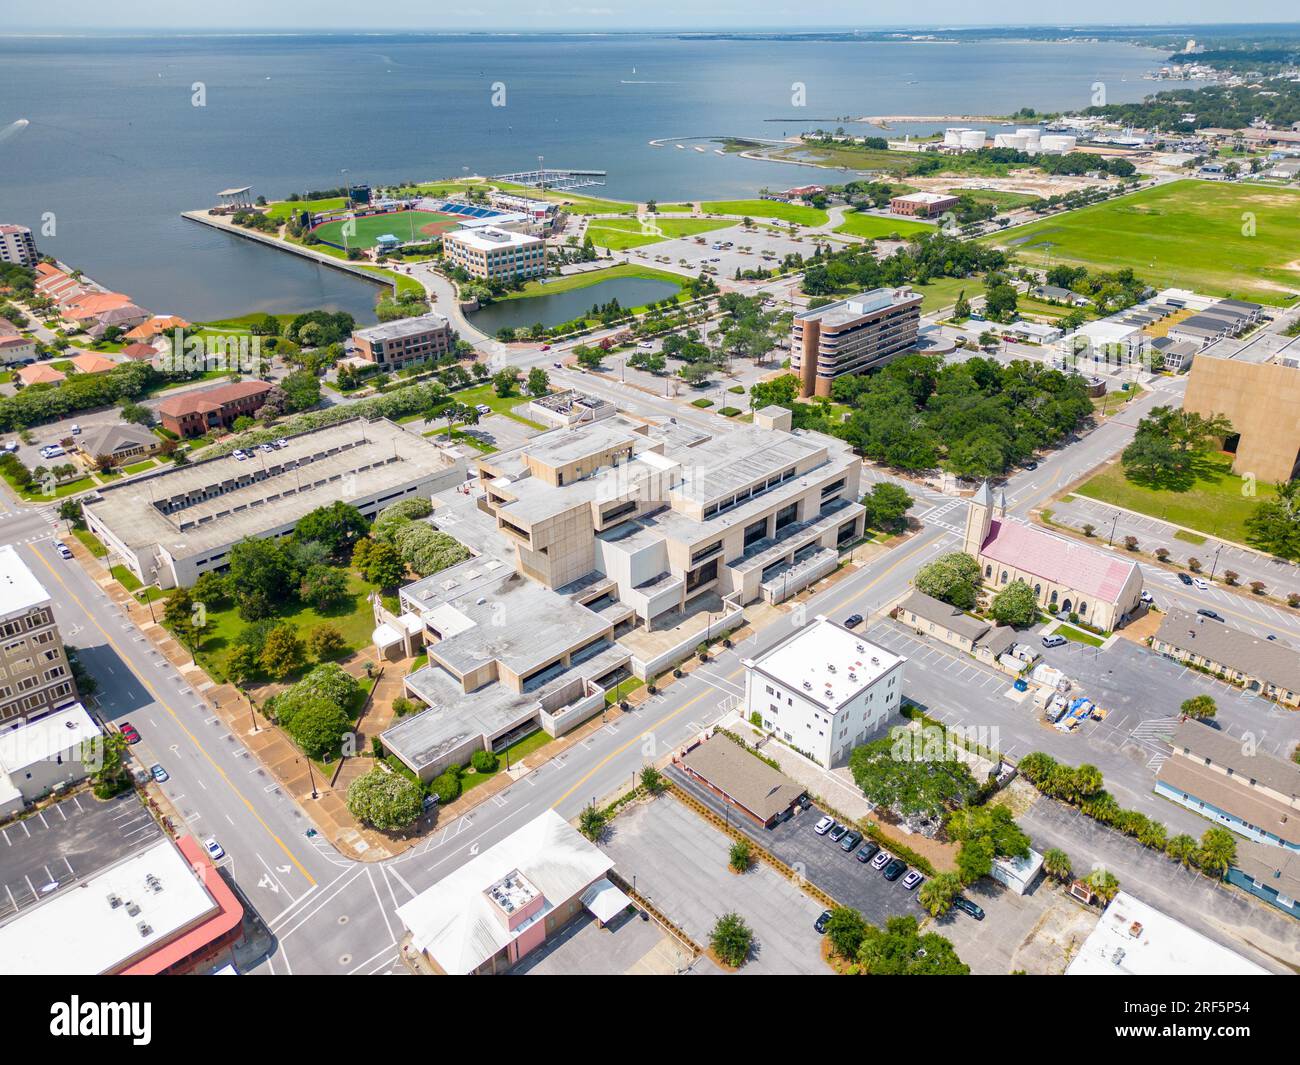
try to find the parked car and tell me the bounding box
[844,613,864,629]
[814,815,835,835]
[1178,572,1194,586]
[70,424,81,435]
[882,858,907,881]
[1140,590,1154,604]
[203,837,226,861]
[149,764,169,783]
[1197,608,1224,622]
[1024,460,1038,470]
[828,823,848,843]
[814,909,832,934]
[953,896,985,920]
[1041,633,1067,648]
[118,722,141,744]
[1192,577,1209,590]
[475,404,492,416]
[274,438,289,449]
[839,830,862,852]
[56,543,73,560]
[902,870,924,890]
[855,841,880,864]
[232,449,247,461]
[870,849,892,870]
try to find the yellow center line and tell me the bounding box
[553,530,943,810]
[29,545,316,886]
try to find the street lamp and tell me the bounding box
[1208,544,1224,582]
[1107,512,1120,546]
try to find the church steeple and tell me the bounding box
[964,481,994,555]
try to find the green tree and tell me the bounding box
[861,481,913,532]
[990,579,1038,627]
[857,916,969,975]
[1196,827,1238,877]
[709,912,754,968]
[913,551,983,609]
[361,539,406,589]
[918,872,963,917]
[260,624,304,680]
[294,501,367,559]
[1180,695,1217,721]
[1085,869,1121,903]
[526,367,550,397]
[728,839,753,873]
[1042,848,1073,882]
[640,765,667,795]
[848,736,978,822]
[346,767,424,830]
[284,696,350,759]
[84,731,132,799]
[229,537,292,620]
[308,623,347,660]
[492,367,521,397]
[824,906,868,957]
[1165,834,1199,867]
[578,804,607,841]
[299,564,348,611]
[430,770,461,803]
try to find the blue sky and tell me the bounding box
[3,3,1296,32]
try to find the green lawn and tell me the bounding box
[310,210,460,250]
[265,197,347,221]
[585,216,733,250]
[771,144,921,175]
[834,210,932,240]
[73,528,108,558]
[110,565,142,592]
[957,188,1043,210]
[1075,453,1275,544]
[911,275,981,314]
[654,203,696,213]
[699,199,829,226]
[194,570,379,682]
[1055,622,1105,647]
[499,263,685,305]
[985,180,1300,305]
[122,459,159,474]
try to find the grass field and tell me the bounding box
[265,197,346,220]
[499,263,686,304]
[986,180,1300,305]
[585,216,733,250]
[957,189,1043,210]
[1075,453,1275,544]
[700,199,829,226]
[311,210,461,249]
[913,275,981,314]
[834,210,932,240]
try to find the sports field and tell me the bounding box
[310,209,462,248]
[985,180,1300,305]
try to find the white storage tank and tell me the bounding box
[1040,134,1077,154]
[959,129,987,150]
[1017,127,1043,151]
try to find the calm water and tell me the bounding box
[470,276,683,332]
[0,34,1178,321]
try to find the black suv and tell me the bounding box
[882,858,907,881]
[855,841,880,864]
[953,897,985,920]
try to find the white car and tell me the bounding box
[70,424,81,435]
[475,404,492,416]
[56,543,73,560]
[1140,590,1154,604]
[1193,577,1209,590]
[232,449,247,461]
[813,815,835,835]
[203,837,225,861]
[274,438,288,448]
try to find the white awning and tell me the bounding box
[372,623,403,649]
[580,877,632,924]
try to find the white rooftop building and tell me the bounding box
[1066,892,1269,975]
[396,809,625,975]
[0,702,101,815]
[744,614,906,766]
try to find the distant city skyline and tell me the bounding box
[3,4,1299,33]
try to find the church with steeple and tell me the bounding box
[962,482,1145,632]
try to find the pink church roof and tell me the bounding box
[981,519,1138,603]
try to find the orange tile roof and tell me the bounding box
[17,364,66,385]
[125,314,190,340]
[63,292,133,318]
[69,352,119,374]
[121,342,162,360]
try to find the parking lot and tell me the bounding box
[513,907,697,975]
[0,792,161,920]
[602,796,830,974]
[668,766,925,928]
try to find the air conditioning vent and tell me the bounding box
[106,893,122,909]
[136,922,153,938]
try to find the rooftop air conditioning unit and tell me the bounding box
[856,644,865,653]
[106,893,122,909]
[848,672,858,681]
[871,657,880,666]
[137,922,153,938]
[126,902,140,917]
[802,680,813,690]
[827,664,837,673]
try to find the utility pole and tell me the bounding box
[1108,512,1120,546]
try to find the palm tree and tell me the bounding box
[1166,834,1198,867]
[577,804,607,842]
[1042,848,1073,883]
[1195,827,1237,877]
[1180,695,1217,721]
[1086,869,1120,904]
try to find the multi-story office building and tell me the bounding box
[889,192,958,217]
[443,227,546,281]
[476,413,865,613]
[743,614,906,767]
[0,545,78,726]
[791,287,922,398]
[0,224,38,267]
[156,380,272,438]
[350,312,453,369]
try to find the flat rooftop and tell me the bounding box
[0,836,219,975]
[747,616,905,712]
[670,425,827,506]
[793,287,920,328]
[446,227,541,250]
[353,311,450,342]
[85,419,457,559]
[1065,892,1267,975]
[0,543,50,618]
[0,703,99,774]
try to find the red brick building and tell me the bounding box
[157,380,272,437]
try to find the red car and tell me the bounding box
[119,722,141,744]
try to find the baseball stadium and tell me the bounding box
[309,200,532,251]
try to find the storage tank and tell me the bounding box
[943,127,968,148]
[1040,134,1077,154]
[994,133,1029,150]
[1017,127,1042,151]
[959,129,987,150]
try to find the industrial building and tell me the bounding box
[350,311,453,369]
[83,418,467,589]
[0,545,79,726]
[791,287,922,398]
[743,614,906,767]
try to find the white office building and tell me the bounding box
[0,224,38,267]
[743,615,906,767]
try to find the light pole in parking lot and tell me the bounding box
[1107,512,1120,546]
[1208,544,1224,583]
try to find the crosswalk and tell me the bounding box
[1128,717,1179,770]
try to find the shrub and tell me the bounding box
[470,748,499,774]
[283,697,351,759]
[429,771,461,804]
[728,839,753,873]
[709,912,753,968]
[346,767,424,830]
[391,696,416,718]
[307,623,347,660]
